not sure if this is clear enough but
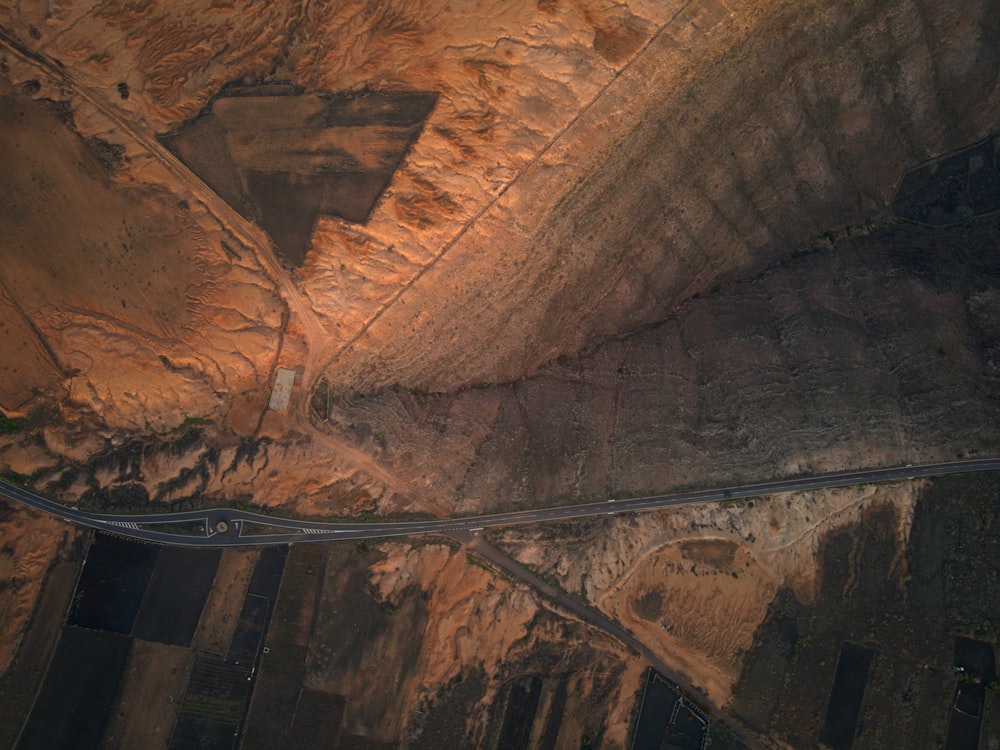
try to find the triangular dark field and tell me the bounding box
[162,87,438,266]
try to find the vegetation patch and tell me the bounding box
[0,412,21,434]
[631,590,664,622]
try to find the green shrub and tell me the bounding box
[0,413,22,435]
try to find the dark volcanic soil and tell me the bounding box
[731,473,1000,749]
[317,214,1000,516]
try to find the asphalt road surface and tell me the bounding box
[2,458,999,547]
[467,535,764,749]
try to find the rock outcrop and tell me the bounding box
[320,217,1000,514]
[307,0,1000,393]
[3,0,997,437]
[0,0,996,524]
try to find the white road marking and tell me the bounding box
[108,521,141,530]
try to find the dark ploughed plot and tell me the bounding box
[241,545,324,748]
[492,676,543,750]
[819,642,876,750]
[170,655,251,749]
[630,670,679,749]
[944,637,996,750]
[132,546,221,645]
[228,594,269,666]
[953,636,997,682]
[893,134,1000,226]
[162,87,437,266]
[537,677,568,750]
[240,669,303,750]
[161,114,254,218]
[68,532,159,633]
[0,554,83,750]
[248,544,289,598]
[169,549,288,749]
[630,669,737,750]
[285,688,346,749]
[16,626,131,750]
[945,686,984,750]
[707,722,750,750]
[664,700,708,749]
[338,735,396,750]
[243,171,326,267]
[168,715,239,750]
[230,547,288,665]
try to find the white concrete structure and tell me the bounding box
[268,368,297,412]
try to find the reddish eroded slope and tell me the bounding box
[0,86,285,430]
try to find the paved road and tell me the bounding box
[468,536,765,750]
[2,458,998,547]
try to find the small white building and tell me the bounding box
[268,368,297,412]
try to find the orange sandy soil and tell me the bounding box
[1,0,993,440]
[0,0,994,526]
[0,501,79,674]
[0,73,284,433]
[0,1,994,747]
[301,539,644,747]
[491,482,921,707]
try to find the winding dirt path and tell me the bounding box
[0,26,408,498]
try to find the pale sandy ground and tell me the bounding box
[492,482,921,707]
[370,542,539,693]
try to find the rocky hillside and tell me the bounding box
[0,0,997,442]
[315,0,1000,394]
[0,0,996,522]
[319,214,1000,515]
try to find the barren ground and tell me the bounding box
[191,548,262,657]
[101,640,195,750]
[0,0,997,747]
[489,482,921,706]
[0,501,79,674]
